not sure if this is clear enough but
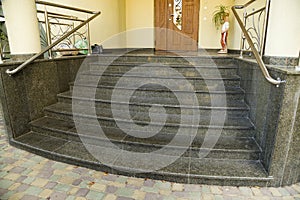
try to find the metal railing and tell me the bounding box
[232,1,285,86]
[6,1,101,75]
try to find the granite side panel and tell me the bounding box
[23,61,60,120]
[269,75,300,186]
[0,56,85,139]
[0,68,30,138]
[235,59,285,172]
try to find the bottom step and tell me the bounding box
[12,131,273,186]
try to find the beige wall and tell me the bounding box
[265,0,300,57]
[38,0,125,48]
[125,0,154,48]
[199,0,235,49]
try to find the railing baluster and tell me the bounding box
[5,1,101,75]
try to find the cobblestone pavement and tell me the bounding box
[0,117,299,199]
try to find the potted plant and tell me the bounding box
[212,5,229,29]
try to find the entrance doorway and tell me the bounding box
[154,0,200,51]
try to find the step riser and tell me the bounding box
[44,110,254,136]
[100,56,235,66]
[89,65,238,77]
[58,97,249,118]
[31,126,259,160]
[76,75,241,88]
[45,104,251,127]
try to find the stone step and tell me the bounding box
[13,131,272,186]
[89,63,238,77]
[44,102,254,130]
[30,116,261,160]
[58,91,249,118]
[75,72,241,89]
[93,55,236,66]
[69,84,245,106]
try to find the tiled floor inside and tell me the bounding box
[0,112,299,200]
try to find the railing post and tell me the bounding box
[86,14,91,55]
[261,0,271,57]
[0,42,3,64]
[44,7,53,59]
[239,9,247,58]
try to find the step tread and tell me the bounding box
[58,90,249,110]
[70,82,245,94]
[30,116,260,152]
[90,62,238,69]
[44,102,254,129]
[78,72,241,80]
[15,131,269,180]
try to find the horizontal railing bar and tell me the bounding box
[37,10,76,19]
[38,21,73,26]
[36,0,96,14]
[6,11,101,75]
[244,0,256,8]
[47,15,85,22]
[52,48,88,52]
[245,7,266,18]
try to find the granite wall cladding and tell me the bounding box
[235,58,300,186]
[0,56,86,139]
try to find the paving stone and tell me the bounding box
[30,178,48,187]
[116,196,135,200]
[1,190,16,200]
[116,187,135,198]
[8,182,21,191]
[144,192,161,200]
[102,174,118,182]
[7,192,24,200]
[184,184,202,192]
[44,181,58,189]
[172,183,184,192]
[86,190,105,200]
[106,185,118,193]
[20,194,40,200]
[76,188,90,197]
[269,187,283,197]
[239,187,253,196]
[210,186,222,194]
[38,189,53,199]
[10,166,26,173]
[90,182,106,192]
[132,190,146,199]
[103,194,117,200]
[278,188,292,196]
[25,186,43,196]
[0,179,14,189]
[15,184,30,192]
[144,179,156,187]
[50,191,68,199]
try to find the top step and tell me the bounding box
[92,54,236,66]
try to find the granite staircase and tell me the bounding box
[15,54,272,186]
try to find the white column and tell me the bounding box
[265,0,300,57]
[2,0,41,55]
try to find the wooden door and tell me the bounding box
[155,0,200,51]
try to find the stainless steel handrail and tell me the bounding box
[232,2,285,86]
[36,1,96,14]
[5,11,101,75]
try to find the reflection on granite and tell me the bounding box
[263,55,298,66]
